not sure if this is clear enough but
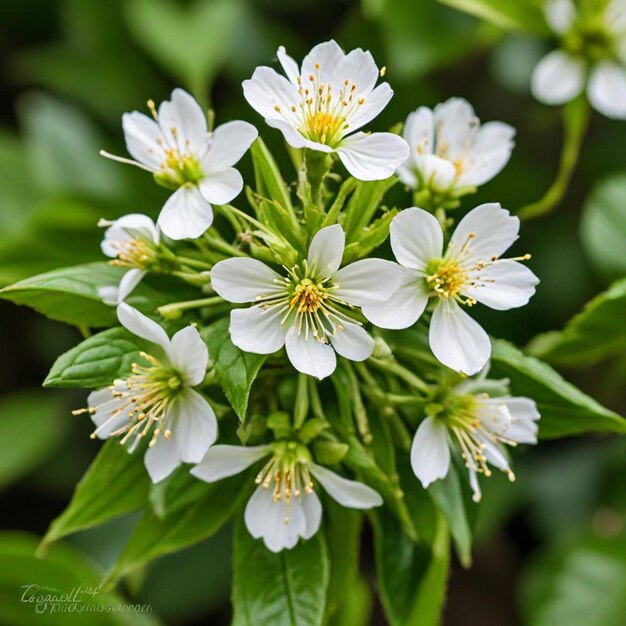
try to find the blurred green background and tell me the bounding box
[0,0,624,625]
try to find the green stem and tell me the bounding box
[304,150,332,209]
[308,378,326,421]
[176,256,213,270]
[203,234,247,258]
[157,296,223,319]
[518,97,590,220]
[293,373,310,430]
[368,357,431,395]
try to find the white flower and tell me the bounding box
[363,204,539,375]
[397,98,515,194]
[531,0,626,119]
[242,40,409,181]
[97,214,160,305]
[410,370,540,502]
[102,89,258,239]
[191,443,382,552]
[210,224,402,380]
[74,303,217,483]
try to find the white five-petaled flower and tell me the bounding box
[242,40,409,181]
[210,225,402,380]
[531,0,626,119]
[102,89,258,239]
[191,443,382,552]
[74,303,217,483]
[98,214,160,305]
[397,98,515,195]
[362,204,539,375]
[410,370,540,503]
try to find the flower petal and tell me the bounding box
[242,67,300,123]
[332,47,380,97]
[531,50,585,105]
[277,45,300,84]
[169,325,209,386]
[172,388,217,464]
[418,154,457,192]
[502,397,540,444]
[301,40,345,85]
[117,269,146,302]
[230,306,288,354]
[336,132,409,181]
[449,203,519,261]
[265,117,330,151]
[429,299,491,375]
[346,83,393,132]
[309,463,382,508]
[457,121,515,187]
[587,61,626,119]
[285,326,336,379]
[211,257,283,303]
[122,112,163,170]
[410,416,451,488]
[144,434,181,483]
[433,98,477,160]
[390,207,443,271]
[361,267,429,329]
[87,389,129,439]
[202,120,258,171]
[300,491,323,539]
[191,445,270,482]
[329,322,374,362]
[158,88,208,156]
[117,302,171,356]
[333,259,403,305]
[307,224,345,277]
[158,184,214,240]
[545,0,576,34]
[101,213,159,257]
[465,260,539,311]
[403,106,434,157]
[198,167,243,205]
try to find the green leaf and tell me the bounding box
[0,389,67,489]
[341,178,397,242]
[528,278,626,367]
[231,518,330,626]
[0,262,122,327]
[490,339,626,438]
[104,474,245,586]
[581,173,626,281]
[44,327,146,388]
[124,0,241,96]
[0,531,160,626]
[372,508,450,626]
[202,318,266,420]
[429,463,473,567]
[437,0,549,35]
[41,440,150,550]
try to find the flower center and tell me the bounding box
[273,65,368,146]
[154,144,204,189]
[74,351,183,449]
[563,17,616,61]
[426,258,470,300]
[290,278,327,313]
[108,237,159,270]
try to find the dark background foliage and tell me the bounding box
[0,1,624,625]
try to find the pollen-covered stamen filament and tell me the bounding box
[74,351,181,448]
[273,63,366,146]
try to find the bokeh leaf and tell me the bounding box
[490,339,626,438]
[528,278,626,367]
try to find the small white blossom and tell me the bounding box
[102,89,258,239]
[363,204,539,375]
[531,0,626,119]
[397,98,515,195]
[210,225,402,380]
[192,443,382,552]
[74,303,217,483]
[410,369,540,502]
[242,40,409,181]
[98,213,160,305]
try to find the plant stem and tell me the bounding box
[368,357,431,395]
[293,373,309,429]
[176,256,213,270]
[157,296,223,319]
[518,97,590,220]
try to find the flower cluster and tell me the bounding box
[76,40,542,552]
